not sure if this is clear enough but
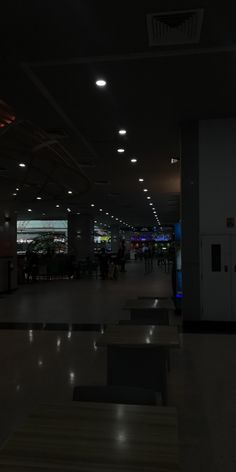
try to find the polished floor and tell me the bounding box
[0,262,235,471]
[0,261,171,324]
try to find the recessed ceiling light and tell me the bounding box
[12,193,17,196]
[77,212,80,215]
[56,204,60,208]
[149,203,153,206]
[94,220,97,223]
[120,220,122,223]
[139,178,144,182]
[143,189,148,192]
[99,208,103,212]
[16,188,19,191]
[67,208,71,212]
[36,196,42,200]
[117,148,125,153]
[111,215,114,218]
[171,157,179,164]
[119,129,127,135]
[27,209,32,212]
[115,217,119,221]
[42,213,46,216]
[68,190,72,194]
[96,79,107,87]
[106,212,109,215]
[19,163,26,168]
[147,196,151,200]
[91,203,95,207]
[130,158,137,163]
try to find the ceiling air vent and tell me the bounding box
[147,9,204,46]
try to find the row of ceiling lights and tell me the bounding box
[12,186,134,227]
[14,79,159,229]
[91,203,135,230]
[96,79,138,164]
[137,178,162,228]
[96,78,162,229]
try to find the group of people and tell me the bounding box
[99,241,126,280]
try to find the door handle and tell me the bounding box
[224,265,228,272]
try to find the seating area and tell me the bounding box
[0,3,235,469]
[0,264,235,470]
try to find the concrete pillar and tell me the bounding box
[68,213,93,260]
[181,118,236,321]
[0,204,17,292]
[181,122,200,320]
[111,225,120,253]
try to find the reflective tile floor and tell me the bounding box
[0,261,171,324]
[1,330,236,471]
[0,262,235,471]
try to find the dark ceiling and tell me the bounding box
[0,1,235,227]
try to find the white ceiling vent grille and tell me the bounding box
[147,9,204,46]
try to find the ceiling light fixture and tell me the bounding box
[106,212,109,215]
[117,148,125,153]
[139,178,144,182]
[99,208,103,212]
[130,158,137,163]
[67,208,71,212]
[12,193,17,196]
[36,196,42,200]
[16,188,19,191]
[56,204,60,208]
[96,79,107,87]
[143,189,148,192]
[119,129,127,135]
[91,203,95,207]
[149,203,153,206]
[68,190,72,194]
[171,157,179,164]
[19,163,26,168]
[147,196,151,200]
[27,209,32,212]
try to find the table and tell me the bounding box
[0,402,180,471]
[97,325,180,405]
[123,298,175,323]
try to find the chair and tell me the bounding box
[73,385,159,405]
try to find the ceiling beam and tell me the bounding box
[25,44,236,68]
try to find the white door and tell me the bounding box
[231,236,236,320]
[201,235,231,320]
